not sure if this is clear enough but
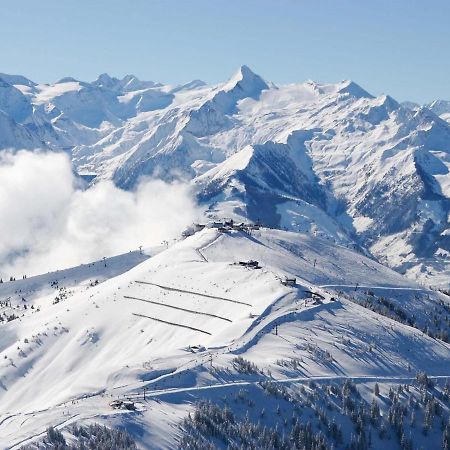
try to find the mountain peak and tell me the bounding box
[375,94,399,110]
[237,64,256,79]
[92,73,119,89]
[0,73,36,87]
[56,76,80,84]
[223,65,268,98]
[92,73,159,92]
[337,80,373,99]
[120,74,159,90]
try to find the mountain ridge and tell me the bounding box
[0,66,449,287]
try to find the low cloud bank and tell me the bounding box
[0,150,202,277]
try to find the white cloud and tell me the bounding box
[0,150,202,277]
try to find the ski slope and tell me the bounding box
[1,227,449,448]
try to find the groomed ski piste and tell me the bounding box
[1,227,450,448]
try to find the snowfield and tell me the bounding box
[1,227,449,448]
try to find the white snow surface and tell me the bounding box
[1,227,449,448]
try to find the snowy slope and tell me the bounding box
[1,227,449,448]
[0,111,43,150]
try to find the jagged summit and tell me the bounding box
[223,64,269,98]
[92,73,159,92]
[374,94,399,110]
[336,79,373,98]
[92,72,119,88]
[119,74,160,91]
[182,66,268,137]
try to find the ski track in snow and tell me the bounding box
[320,284,429,291]
[134,374,450,400]
[134,280,252,306]
[131,312,212,335]
[125,295,233,322]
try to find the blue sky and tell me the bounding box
[1,0,449,103]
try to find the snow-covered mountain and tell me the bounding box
[1,226,450,448]
[1,64,450,442]
[403,98,450,124]
[0,67,449,288]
